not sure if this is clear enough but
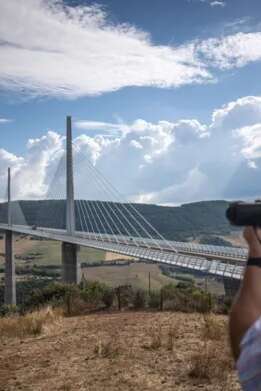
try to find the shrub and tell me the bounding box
[102,287,115,309]
[190,290,213,313]
[80,281,107,307]
[162,286,189,312]
[16,280,116,315]
[176,281,193,290]
[0,304,18,317]
[216,296,233,315]
[64,285,82,316]
[15,279,50,309]
[175,275,195,284]
[159,283,214,313]
[26,282,74,309]
[132,289,147,309]
[148,291,161,309]
[161,283,176,300]
[114,285,133,310]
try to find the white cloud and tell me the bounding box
[0,1,260,98]
[210,1,226,7]
[1,95,261,204]
[0,118,12,123]
[130,140,143,150]
[198,32,261,69]
[0,131,64,200]
[75,121,125,137]
[75,121,122,132]
[235,123,261,160]
[0,0,210,98]
[248,161,258,169]
[0,149,23,174]
[133,167,208,204]
[0,149,24,200]
[211,96,261,130]
[189,0,226,6]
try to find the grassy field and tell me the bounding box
[83,262,224,294]
[0,235,62,266]
[82,262,175,290]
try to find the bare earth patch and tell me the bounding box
[0,312,241,391]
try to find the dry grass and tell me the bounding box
[0,307,62,339]
[166,324,179,351]
[201,313,227,341]
[94,335,120,358]
[1,312,241,391]
[189,340,233,382]
[188,313,233,385]
[142,322,180,351]
[144,324,163,350]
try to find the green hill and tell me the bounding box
[0,199,238,241]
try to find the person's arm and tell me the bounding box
[229,226,261,360]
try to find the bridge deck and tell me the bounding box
[0,224,245,280]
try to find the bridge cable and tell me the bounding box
[78,163,139,247]
[75,152,150,248]
[74,151,164,248]
[82,156,161,250]
[84,158,178,253]
[77,199,91,236]
[80,200,98,240]
[72,144,144,247]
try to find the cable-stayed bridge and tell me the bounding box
[0,117,246,305]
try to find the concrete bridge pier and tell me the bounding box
[62,116,80,284]
[4,230,16,305]
[223,277,241,297]
[61,242,80,284]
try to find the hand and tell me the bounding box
[244,226,261,257]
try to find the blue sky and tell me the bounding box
[0,0,261,204]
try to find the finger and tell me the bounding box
[243,226,254,241]
[244,226,259,245]
[254,227,261,243]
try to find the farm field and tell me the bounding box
[0,235,133,267]
[82,262,175,290]
[0,231,244,268]
[82,263,224,294]
[0,235,225,294]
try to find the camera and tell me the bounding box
[226,201,261,226]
